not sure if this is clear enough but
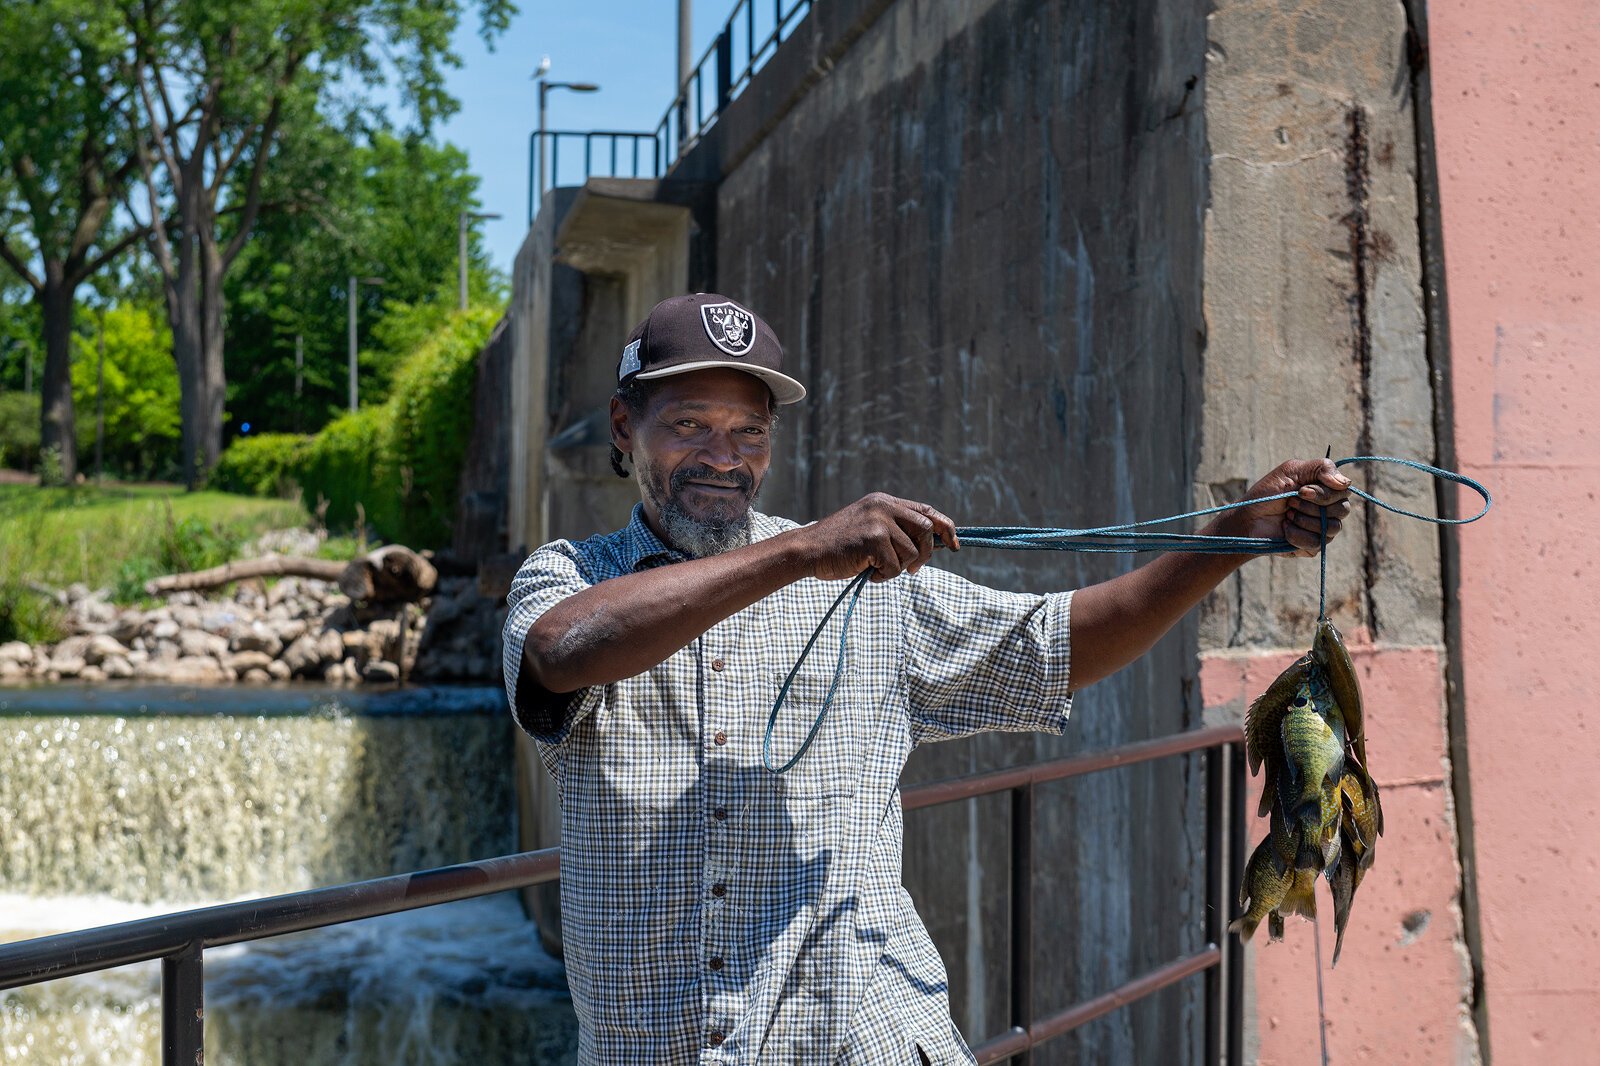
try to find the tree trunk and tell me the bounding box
[165,191,229,490]
[37,266,78,485]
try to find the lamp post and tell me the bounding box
[347,275,385,412]
[535,73,600,198]
[458,211,502,310]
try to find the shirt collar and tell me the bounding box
[618,503,782,572]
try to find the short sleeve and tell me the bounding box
[501,542,605,745]
[902,566,1073,745]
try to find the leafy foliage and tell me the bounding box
[258,307,499,547]
[68,305,182,479]
[209,433,311,498]
[0,392,41,470]
[223,129,504,436]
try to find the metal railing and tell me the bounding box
[527,130,663,223]
[0,726,1244,1065]
[529,0,813,210]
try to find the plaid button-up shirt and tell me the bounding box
[502,506,1074,1065]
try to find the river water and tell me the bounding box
[0,684,577,1064]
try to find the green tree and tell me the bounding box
[121,0,514,487]
[70,304,181,479]
[0,1,145,484]
[223,127,502,435]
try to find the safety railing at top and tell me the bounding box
[529,0,814,219]
[0,724,1246,1065]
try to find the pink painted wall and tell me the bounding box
[1430,2,1600,1062]
[1203,640,1474,1064]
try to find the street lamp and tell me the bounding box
[458,211,502,310]
[347,275,385,412]
[535,68,600,198]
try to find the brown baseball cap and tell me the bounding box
[617,293,806,404]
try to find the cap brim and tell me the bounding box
[635,360,807,404]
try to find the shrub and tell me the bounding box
[0,391,41,471]
[211,433,311,497]
[293,308,498,547]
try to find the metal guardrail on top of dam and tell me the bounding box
[0,724,1247,1065]
[528,0,815,219]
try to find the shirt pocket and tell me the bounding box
[763,660,866,801]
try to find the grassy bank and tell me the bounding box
[0,481,318,643]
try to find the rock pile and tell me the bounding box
[0,575,507,687]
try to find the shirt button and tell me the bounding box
[713,807,727,821]
[713,730,728,746]
[708,1031,725,1048]
[711,883,727,898]
[711,658,726,672]
[708,956,724,971]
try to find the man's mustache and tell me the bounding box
[670,465,754,495]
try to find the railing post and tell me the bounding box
[162,940,203,1066]
[1011,783,1034,1065]
[1225,742,1247,1066]
[527,133,536,225]
[1204,745,1225,1065]
[716,27,733,113]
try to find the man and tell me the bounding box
[502,293,1351,1065]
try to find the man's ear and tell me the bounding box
[609,395,633,456]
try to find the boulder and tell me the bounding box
[84,634,128,666]
[168,656,227,684]
[102,656,134,679]
[0,660,25,680]
[78,664,106,682]
[231,624,283,657]
[51,655,86,679]
[241,667,272,684]
[150,619,180,641]
[0,641,33,666]
[275,619,308,644]
[226,651,274,677]
[178,629,229,659]
[362,660,401,684]
[266,659,291,681]
[171,606,202,630]
[111,613,143,644]
[318,629,346,663]
[280,634,323,676]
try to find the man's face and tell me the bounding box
[611,368,775,556]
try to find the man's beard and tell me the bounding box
[638,460,758,558]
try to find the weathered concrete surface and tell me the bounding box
[1201,0,1442,653]
[1429,1,1600,1061]
[712,0,1211,1058]
[1203,641,1477,1063]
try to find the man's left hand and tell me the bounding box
[1211,458,1353,557]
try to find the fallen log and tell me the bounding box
[144,554,346,595]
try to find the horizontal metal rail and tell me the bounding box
[0,726,1244,1065]
[972,947,1223,1064]
[902,723,1240,810]
[0,849,560,990]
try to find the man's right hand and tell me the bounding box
[796,493,961,582]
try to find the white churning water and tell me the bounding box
[0,686,578,1064]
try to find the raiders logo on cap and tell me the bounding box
[700,301,755,357]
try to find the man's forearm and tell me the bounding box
[523,530,816,694]
[1067,548,1248,690]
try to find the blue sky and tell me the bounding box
[434,1,739,273]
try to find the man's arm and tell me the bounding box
[524,493,961,695]
[1067,458,1352,689]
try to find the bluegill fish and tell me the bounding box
[1233,621,1382,961]
[1314,618,1366,768]
[1277,670,1346,870]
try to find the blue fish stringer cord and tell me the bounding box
[762,454,1491,774]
